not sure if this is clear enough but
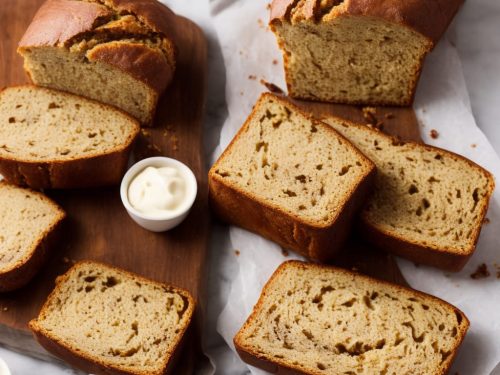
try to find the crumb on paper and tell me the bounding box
[384,112,394,119]
[430,129,439,139]
[257,18,265,28]
[248,75,257,80]
[483,217,490,225]
[272,59,278,65]
[234,250,240,256]
[266,3,271,10]
[471,143,477,148]
[470,263,490,279]
[281,248,289,257]
[260,79,284,94]
[240,91,244,96]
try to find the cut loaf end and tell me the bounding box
[0,182,65,292]
[209,93,375,261]
[235,260,469,375]
[29,261,195,375]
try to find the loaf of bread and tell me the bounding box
[29,261,195,375]
[0,182,65,292]
[209,93,375,261]
[235,260,469,375]
[0,86,140,189]
[323,117,495,271]
[270,0,463,106]
[18,0,178,125]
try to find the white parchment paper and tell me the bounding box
[209,1,500,374]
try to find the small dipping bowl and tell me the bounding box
[120,157,197,232]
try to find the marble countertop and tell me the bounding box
[1,0,499,374]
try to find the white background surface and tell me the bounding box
[1,0,499,374]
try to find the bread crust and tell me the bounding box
[323,116,495,272]
[0,85,140,189]
[209,93,376,261]
[17,0,177,120]
[270,0,463,44]
[234,260,470,375]
[29,261,195,375]
[0,182,66,292]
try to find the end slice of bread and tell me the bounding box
[0,181,65,292]
[208,93,375,261]
[0,85,140,189]
[29,261,195,375]
[323,117,495,271]
[235,260,469,375]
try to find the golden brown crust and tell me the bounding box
[18,0,177,97]
[29,261,195,375]
[209,93,376,261]
[86,41,173,93]
[322,116,495,272]
[270,0,463,44]
[0,184,66,292]
[234,260,470,375]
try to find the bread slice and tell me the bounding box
[322,117,495,271]
[209,93,375,261]
[270,0,462,106]
[235,260,469,375]
[0,182,65,292]
[29,261,195,375]
[0,85,140,189]
[18,0,178,125]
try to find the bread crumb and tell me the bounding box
[172,135,179,151]
[281,248,289,257]
[2,307,8,312]
[430,129,439,139]
[483,217,490,225]
[257,19,265,28]
[471,143,477,148]
[234,250,240,256]
[240,91,244,96]
[351,266,359,272]
[248,75,257,80]
[470,263,490,279]
[260,79,284,95]
[362,107,377,123]
[266,3,271,10]
[272,59,278,65]
[141,129,150,137]
[384,112,394,119]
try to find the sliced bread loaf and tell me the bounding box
[209,93,375,261]
[270,0,462,106]
[18,0,178,125]
[0,182,65,292]
[29,261,195,375]
[323,117,495,271]
[235,260,469,375]
[0,86,140,189]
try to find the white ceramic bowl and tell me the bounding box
[120,157,197,232]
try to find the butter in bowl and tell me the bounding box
[120,157,198,232]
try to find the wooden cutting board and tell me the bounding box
[0,1,208,373]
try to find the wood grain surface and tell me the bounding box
[0,1,208,373]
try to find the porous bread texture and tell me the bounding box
[270,1,432,106]
[323,117,495,271]
[0,86,139,161]
[0,182,65,292]
[235,261,469,375]
[29,261,195,375]
[209,93,375,260]
[18,0,176,125]
[0,85,140,189]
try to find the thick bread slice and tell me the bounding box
[209,93,375,261]
[0,182,65,292]
[18,0,178,125]
[323,117,495,271]
[0,86,140,189]
[29,261,195,375]
[235,260,469,375]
